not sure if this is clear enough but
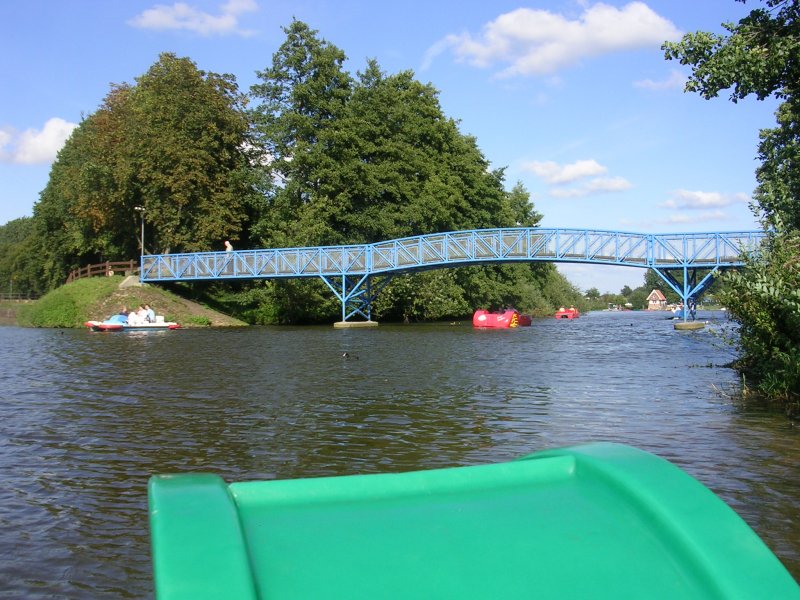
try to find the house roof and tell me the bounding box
[647,289,667,301]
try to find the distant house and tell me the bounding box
[647,289,667,310]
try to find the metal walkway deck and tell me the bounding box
[140,228,765,322]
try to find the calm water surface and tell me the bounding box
[0,310,798,597]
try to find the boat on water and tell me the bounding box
[472,309,531,328]
[84,314,181,332]
[554,306,580,319]
[148,442,798,600]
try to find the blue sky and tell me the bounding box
[0,0,780,293]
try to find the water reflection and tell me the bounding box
[0,311,797,598]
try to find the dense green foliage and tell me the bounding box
[2,22,588,324]
[720,231,800,398]
[665,0,800,408]
[32,53,256,288]
[0,217,41,296]
[243,20,577,322]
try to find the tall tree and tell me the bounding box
[249,25,561,321]
[250,19,353,248]
[316,62,525,242]
[34,99,132,287]
[33,53,255,286]
[664,0,800,405]
[126,53,255,254]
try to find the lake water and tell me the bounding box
[0,310,797,597]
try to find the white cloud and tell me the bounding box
[421,38,451,71]
[630,210,734,229]
[522,158,632,198]
[659,210,730,225]
[429,2,681,77]
[523,159,606,184]
[634,69,687,90]
[0,129,12,151]
[0,118,78,165]
[550,176,633,198]
[129,0,258,36]
[659,189,749,210]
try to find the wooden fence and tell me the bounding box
[0,292,39,301]
[66,260,139,284]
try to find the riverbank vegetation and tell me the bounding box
[665,0,800,412]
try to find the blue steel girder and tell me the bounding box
[139,228,765,321]
[650,231,760,268]
[320,274,393,322]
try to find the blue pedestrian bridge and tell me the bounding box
[140,227,765,323]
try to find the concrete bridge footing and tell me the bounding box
[334,320,379,329]
[674,321,705,331]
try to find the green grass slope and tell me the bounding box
[16,276,246,328]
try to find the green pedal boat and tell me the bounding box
[148,443,798,599]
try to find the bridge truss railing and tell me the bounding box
[140,228,766,321]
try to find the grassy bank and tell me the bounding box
[16,276,246,328]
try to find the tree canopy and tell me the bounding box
[664,0,800,103]
[32,53,255,286]
[244,21,564,322]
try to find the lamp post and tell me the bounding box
[134,206,145,262]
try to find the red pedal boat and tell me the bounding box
[473,309,531,328]
[554,307,580,319]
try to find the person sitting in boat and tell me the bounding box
[145,304,155,323]
[136,305,148,322]
[128,308,143,325]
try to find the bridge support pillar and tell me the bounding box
[320,274,393,327]
[652,266,719,321]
